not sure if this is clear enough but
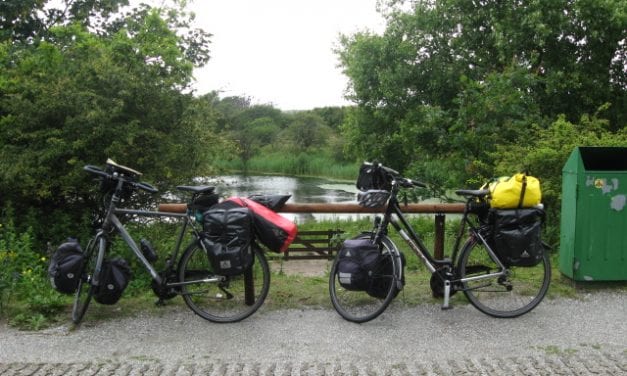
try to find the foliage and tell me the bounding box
[491,112,627,244]
[0,1,218,247]
[215,151,358,180]
[338,0,627,187]
[0,215,68,329]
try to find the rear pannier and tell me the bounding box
[94,258,132,305]
[48,240,85,294]
[490,208,545,267]
[203,204,254,276]
[227,197,297,253]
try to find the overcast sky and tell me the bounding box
[187,0,385,110]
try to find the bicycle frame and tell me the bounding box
[93,178,221,292]
[373,181,509,307]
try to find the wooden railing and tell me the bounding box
[159,202,465,260]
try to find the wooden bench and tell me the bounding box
[283,229,345,260]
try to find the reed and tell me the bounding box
[215,152,358,180]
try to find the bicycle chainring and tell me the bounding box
[430,267,458,298]
[151,272,179,301]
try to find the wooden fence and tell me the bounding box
[158,202,466,260]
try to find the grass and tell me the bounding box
[3,218,626,330]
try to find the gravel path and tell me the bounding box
[1,292,625,375]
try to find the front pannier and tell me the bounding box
[336,238,381,291]
[203,205,254,276]
[367,252,405,299]
[94,258,132,305]
[490,208,545,267]
[48,240,85,294]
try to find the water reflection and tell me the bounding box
[194,175,366,223]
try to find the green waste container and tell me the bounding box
[559,147,627,281]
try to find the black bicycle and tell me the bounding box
[329,162,551,322]
[72,159,270,324]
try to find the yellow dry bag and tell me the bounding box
[488,173,541,209]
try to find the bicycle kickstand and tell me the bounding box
[441,280,453,310]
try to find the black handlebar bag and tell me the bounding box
[203,205,254,276]
[356,162,391,191]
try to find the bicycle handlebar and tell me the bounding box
[372,161,427,189]
[83,164,158,194]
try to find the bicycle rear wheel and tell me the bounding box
[71,236,101,324]
[329,234,400,323]
[458,238,551,318]
[178,240,270,323]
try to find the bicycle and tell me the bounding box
[329,162,551,323]
[72,159,271,324]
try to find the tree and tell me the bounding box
[281,113,331,152]
[0,1,214,245]
[492,111,627,244]
[338,0,626,185]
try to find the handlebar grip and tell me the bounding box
[408,179,427,188]
[135,181,158,194]
[83,165,110,178]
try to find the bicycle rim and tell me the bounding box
[329,235,399,323]
[179,241,270,323]
[459,239,551,318]
[71,238,98,324]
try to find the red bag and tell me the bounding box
[227,197,298,253]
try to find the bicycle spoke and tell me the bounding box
[179,241,270,323]
[459,239,550,318]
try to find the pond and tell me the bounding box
[194,174,363,223]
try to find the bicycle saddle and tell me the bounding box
[455,189,489,198]
[176,185,216,193]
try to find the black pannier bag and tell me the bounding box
[367,251,405,299]
[356,162,391,192]
[490,208,545,267]
[94,258,132,305]
[48,240,85,294]
[203,205,254,276]
[227,197,298,253]
[336,238,381,291]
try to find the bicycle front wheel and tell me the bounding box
[329,234,400,323]
[178,241,270,323]
[71,236,102,324]
[459,238,551,318]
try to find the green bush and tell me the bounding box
[0,219,68,329]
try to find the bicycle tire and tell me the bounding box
[178,240,270,323]
[458,238,551,318]
[71,236,101,324]
[329,234,400,323]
